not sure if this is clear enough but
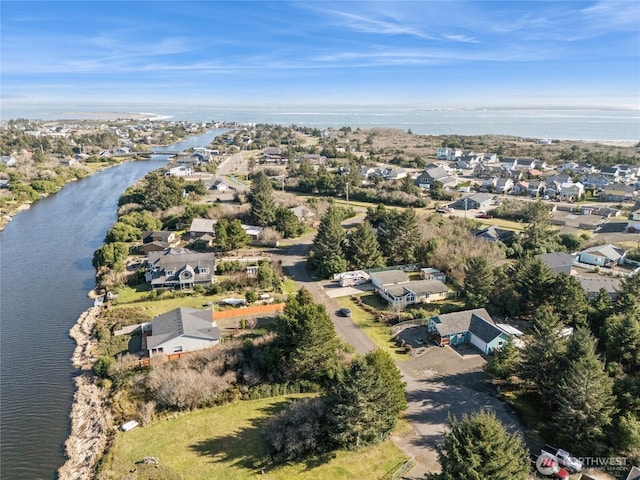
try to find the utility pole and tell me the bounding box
[346,182,350,205]
[464,197,468,218]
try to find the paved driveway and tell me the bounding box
[394,343,525,478]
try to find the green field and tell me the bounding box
[100,395,408,480]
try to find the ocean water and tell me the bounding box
[1,103,638,142]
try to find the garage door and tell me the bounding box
[470,334,487,354]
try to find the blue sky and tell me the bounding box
[1,1,639,109]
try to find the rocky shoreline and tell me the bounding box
[58,307,112,480]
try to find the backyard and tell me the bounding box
[100,394,408,480]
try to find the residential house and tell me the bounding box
[189,218,217,237]
[559,181,585,201]
[420,267,447,282]
[457,152,484,169]
[557,161,579,173]
[370,270,410,289]
[514,158,537,171]
[383,168,408,180]
[618,164,640,183]
[416,166,455,189]
[437,147,462,161]
[627,202,640,231]
[480,177,498,192]
[451,193,495,210]
[482,153,499,165]
[145,248,216,290]
[601,185,635,202]
[426,308,510,354]
[146,307,221,358]
[578,244,627,267]
[0,179,9,189]
[290,205,315,222]
[510,181,529,196]
[210,179,229,192]
[242,224,264,242]
[501,157,518,170]
[494,178,514,194]
[526,179,545,197]
[143,231,176,245]
[581,174,609,190]
[474,225,515,243]
[166,165,193,177]
[143,241,170,254]
[379,279,449,307]
[537,252,576,275]
[577,276,621,301]
[600,166,621,180]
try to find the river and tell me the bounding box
[0,129,227,480]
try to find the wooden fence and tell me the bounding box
[213,303,285,320]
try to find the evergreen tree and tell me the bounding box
[274,288,342,383]
[433,410,530,480]
[513,257,554,317]
[214,218,229,250]
[485,336,520,381]
[377,208,421,265]
[308,207,348,278]
[551,329,615,452]
[464,256,495,309]
[249,170,276,226]
[549,273,588,327]
[274,207,303,238]
[587,288,613,337]
[227,218,251,250]
[602,311,640,372]
[520,306,567,402]
[326,350,406,449]
[345,220,385,270]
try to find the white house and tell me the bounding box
[578,244,627,267]
[146,307,221,358]
[559,181,585,200]
[166,165,193,177]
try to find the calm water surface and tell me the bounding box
[0,129,225,480]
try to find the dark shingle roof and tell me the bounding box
[147,307,221,350]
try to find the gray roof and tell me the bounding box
[189,217,217,234]
[405,279,449,296]
[370,269,410,286]
[581,244,626,261]
[577,276,621,295]
[537,252,575,275]
[432,308,496,338]
[469,315,506,343]
[147,307,221,350]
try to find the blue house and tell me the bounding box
[427,308,509,354]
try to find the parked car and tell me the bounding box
[476,212,492,219]
[541,445,583,472]
[337,308,351,317]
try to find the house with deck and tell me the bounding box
[426,308,509,354]
[145,248,216,290]
[146,307,221,358]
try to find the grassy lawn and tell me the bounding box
[334,294,409,361]
[101,395,408,480]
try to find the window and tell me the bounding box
[165,270,174,276]
[174,346,183,353]
[199,268,208,274]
